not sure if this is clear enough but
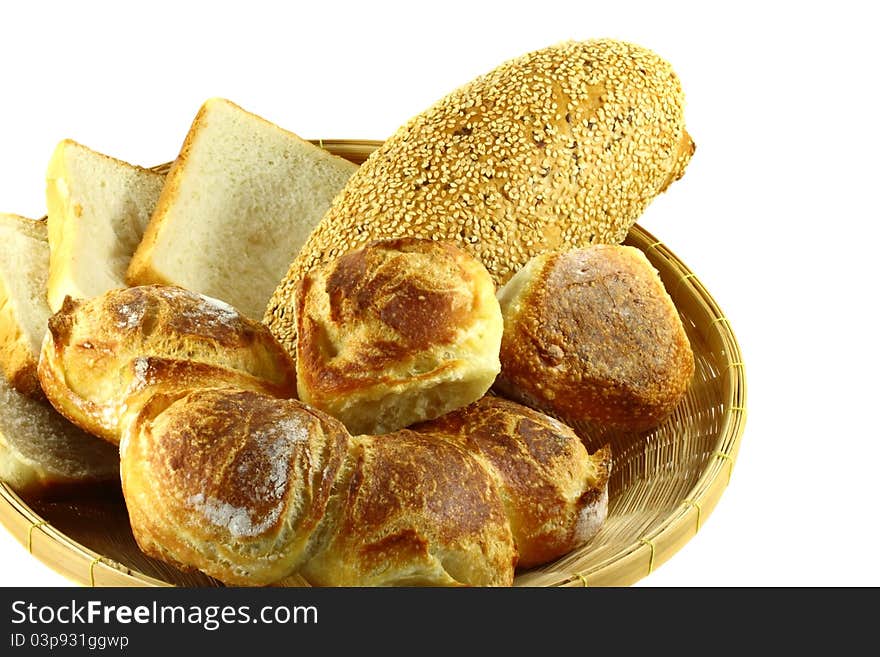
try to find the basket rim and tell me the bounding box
[554,227,747,587]
[0,139,747,587]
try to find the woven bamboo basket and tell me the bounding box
[0,139,746,587]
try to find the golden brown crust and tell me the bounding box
[0,279,43,395]
[121,388,518,587]
[302,431,516,586]
[413,396,610,568]
[495,246,694,431]
[0,352,41,399]
[266,39,694,356]
[119,388,609,586]
[121,389,349,586]
[295,238,502,434]
[297,239,473,393]
[38,286,297,444]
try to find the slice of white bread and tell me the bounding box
[0,213,52,397]
[0,372,119,498]
[45,139,165,312]
[126,98,358,320]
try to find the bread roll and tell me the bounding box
[121,387,513,586]
[295,238,502,435]
[38,285,297,444]
[495,246,694,431]
[411,396,610,568]
[300,429,515,586]
[120,389,609,586]
[266,39,694,357]
[121,389,349,585]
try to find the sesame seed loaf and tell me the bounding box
[45,140,165,313]
[265,39,694,355]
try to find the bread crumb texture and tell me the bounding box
[266,39,694,353]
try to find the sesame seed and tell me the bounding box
[265,39,693,352]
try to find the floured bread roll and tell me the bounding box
[38,285,297,444]
[495,246,694,431]
[121,389,349,585]
[295,238,502,435]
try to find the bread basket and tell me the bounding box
[0,139,747,587]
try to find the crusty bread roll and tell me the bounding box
[295,238,502,435]
[1,371,119,498]
[495,246,694,431]
[127,98,358,320]
[300,429,514,586]
[411,396,610,568]
[266,39,694,356]
[45,140,165,313]
[0,213,52,397]
[119,388,609,586]
[121,389,349,585]
[38,285,297,444]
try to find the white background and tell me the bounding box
[1,1,877,587]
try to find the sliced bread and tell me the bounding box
[45,139,165,312]
[126,98,358,320]
[0,213,52,397]
[0,372,119,498]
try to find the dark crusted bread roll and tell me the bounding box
[495,245,694,431]
[295,238,502,435]
[119,389,609,586]
[38,285,297,444]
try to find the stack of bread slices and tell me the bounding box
[1,97,359,498]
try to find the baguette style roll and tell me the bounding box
[295,238,502,434]
[38,285,297,444]
[120,389,609,586]
[266,39,694,356]
[495,246,694,431]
